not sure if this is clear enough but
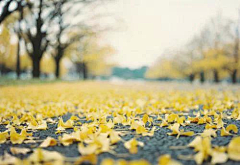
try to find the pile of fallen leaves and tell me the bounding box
[0,82,240,165]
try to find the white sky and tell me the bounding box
[100,0,240,68]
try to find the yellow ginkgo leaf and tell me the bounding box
[0,152,20,164]
[56,118,74,131]
[168,123,194,138]
[0,131,9,144]
[109,130,121,144]
[228,136,240,161]
[188,136,212,164]
[70,115,79,121]
[194,151,204,165]
[116,159,128,165]
[188,136,202,151]
[177,116,185,125]
[136,125,148,134]
[158,154,182,165]
[216,114,224,129]
[205,124,217,129]
[124,138,144,154]
[201,129,217,138]
[59,133,77,146]
[78,143,98,155]
[10,127,28,144]
[142,126,156,137]
[167,123,180,136]
[143,114,149,124]
[10,147,31,155]
[180,131,194,137]
[160,120,168,127]
[74,154,97,165]
[100,158,115,165]
[167,114,179,123]
[211,150,228,164]
[220,127,231,136]
[226,124,238,134]
[28,148,64,164]
[130,120,144,130]
[40,137,57,147]
[36,121,48,130]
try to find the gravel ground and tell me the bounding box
[0,112,240,165]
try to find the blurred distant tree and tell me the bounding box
[40,54,68,77]
[0,0,31,78]
[145,51,183,81]
[68,36,115,79]
[146,49,198,83]
[147,12,240,84]
[1,0,115,79]
[21,0,48,78]
[222,12,240,83]
[188,29,211,83]
[0,23,10,75]
[146,14,232,83]
[145,58,181,80]
[0,22,31,75]
[0,20,15,75]
[50,0,115,79]
[49,0,86,79]
[203,14,229,83]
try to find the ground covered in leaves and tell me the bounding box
[0,82,240,165]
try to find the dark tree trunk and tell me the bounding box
[55,58,61,79]
[32,58,40,78]
[24,0,46,79]
[200,71,205,83]
[16,37,21,79]
[16,2,23,80]
[231,69,238,84]
[83,63,88,80]
[189,74,195,83]
[213,70,219,83]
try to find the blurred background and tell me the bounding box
[0,0,240,84]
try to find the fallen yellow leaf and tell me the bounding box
[228,136,240,161]
[40,137,57,147]
[0,131,9,144]
[124,138,144,154]
[158,154,182,165]
[10,147,31,155]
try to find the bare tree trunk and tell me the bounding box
[189,74,195,83]
[16,38,21,79]
[231,69,238,84]
[55,58,61,79]
[200,71,205,83]
[32,58,40,78]
[213,69,219,83]
[24,0,47,79]
[83,63,88,80]
[16,2,23,80]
